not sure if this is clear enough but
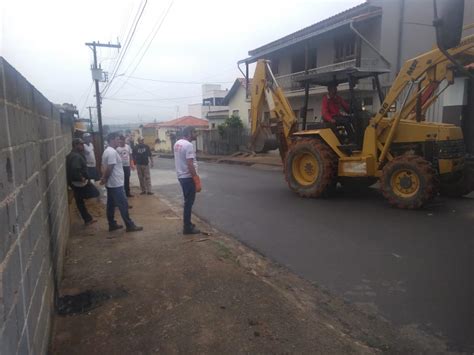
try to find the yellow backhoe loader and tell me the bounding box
[248,0,474,209]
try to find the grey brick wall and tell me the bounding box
[0,57,72,354]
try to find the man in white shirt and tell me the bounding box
[101,132,143,233]
[82,133,99,180]
[117,135,134,197]
[173,126,201,234]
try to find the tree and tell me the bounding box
[218,114,243,136]
[225,114,243,128]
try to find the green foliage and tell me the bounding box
[225,114,244,128]
[217,114,243,137]
[215,114,244,138]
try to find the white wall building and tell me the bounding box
[222,79,252,128]
[188,83,229,120]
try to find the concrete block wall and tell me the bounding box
[0,57,72,354]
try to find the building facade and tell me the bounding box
[223,79,252,128]
[150,116,208,153]
[240,0,474,125]
[188,84,229,121]
[205,79,252,129]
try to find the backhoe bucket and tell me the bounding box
[251,126,278,153]
[435,0,464,49]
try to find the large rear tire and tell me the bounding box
[381,154,439,209]
[284,138,337,197]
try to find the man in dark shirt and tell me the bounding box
[133,137,154,195]
[66,138,98,225]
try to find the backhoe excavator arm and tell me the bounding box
[250,59,298,160]
[372,33,474,166]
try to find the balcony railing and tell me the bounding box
[275,58,388,93]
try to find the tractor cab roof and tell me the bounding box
[293,67,390,87]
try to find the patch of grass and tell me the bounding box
[213,240,234,260]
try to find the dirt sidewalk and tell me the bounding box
[51,188,449,354]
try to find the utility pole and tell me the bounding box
[85,41,121,156]
[87,106,95,131]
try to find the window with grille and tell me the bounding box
[335,35,356,63]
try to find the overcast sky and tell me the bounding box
[2,0,362,124]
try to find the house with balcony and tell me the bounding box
[240,0,474,125]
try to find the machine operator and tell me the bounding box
[321,83,354,141]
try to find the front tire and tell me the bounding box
[381,154,439,209]
[284,138,337,197]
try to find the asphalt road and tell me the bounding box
[150,157,474,352]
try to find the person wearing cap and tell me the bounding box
[66,138,98,225]
[82,132,99,181]
[132,137,154,195]
[321,83,354,140]
[173,126,201,235]
[101,132,143,233]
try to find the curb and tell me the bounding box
[156,154,281,167]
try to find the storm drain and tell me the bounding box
[57,288,128,315]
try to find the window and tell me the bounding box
[291,47,317,73]
[363,97,373,106]
[308,48,317,69]
[291,49,305,73]
[232,109,239,116]
[335,35,356,63]
[362,97,374,111]
[203,97,225,106]
[214,97,225,106]
[211,123,216,128]
[270,58,279,75]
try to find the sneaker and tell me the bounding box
[146,192,154,195]
[85,219,97,226]
[127,194,134,198]
[109,224,123,232]
[126,225,143,232]
[140,191,146,195]
[183,226,200,235]
[128,205,133,209]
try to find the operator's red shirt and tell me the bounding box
[321,94,349,123]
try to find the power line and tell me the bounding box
[101,0,148,96]
[78,82,94,117]
[119,2,172,78]
[113,78,167,99]
[198,64,238,81]
[103,1,144,90]
[108,1,174,97]
[104,94,201,102]
[103,98,177,109]
[117,1,139,45]
[125,75,234,85]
